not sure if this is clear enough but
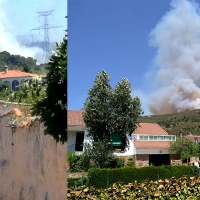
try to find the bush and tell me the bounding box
[67,177,87,188]
[124,157,135,167]
[116,157,124,168]
[86,165,197,189]
[67,152,83,172]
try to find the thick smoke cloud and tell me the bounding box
[0,0,43,63]
[148,0,200,114]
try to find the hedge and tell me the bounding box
[68,177,87,188]
[86,165,197,188]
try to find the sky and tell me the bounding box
[0,0,67,63]
[68,0,200,116]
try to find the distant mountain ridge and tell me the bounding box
[0,51,48,75]
[139,109,200,137]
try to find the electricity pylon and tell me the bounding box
[31,10,62,63]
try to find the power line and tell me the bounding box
[30,10,62,63]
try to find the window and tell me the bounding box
[75,132,84,151]
[12,80,19,91]
[158,136,164,141]
[137,135,176,141]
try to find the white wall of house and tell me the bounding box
[68,131,77,147]
[136,148,169,154]
[0,77,33,90]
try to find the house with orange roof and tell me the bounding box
[0,65,41,91]
[67,110,181,167]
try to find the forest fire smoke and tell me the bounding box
[148,0,200,114]
[0,0,43,63]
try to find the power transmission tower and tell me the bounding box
[31,10,62,63]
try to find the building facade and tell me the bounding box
[0,65,40,91]
[67,110,181,167]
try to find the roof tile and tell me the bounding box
[0,70,41,79]
[67,110,85,126]
[135,123,168,135]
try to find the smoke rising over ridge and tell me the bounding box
[0,0,43,63]
[148,0,200,114]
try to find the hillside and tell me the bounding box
[139,109,200,137]
[0,51,48,75]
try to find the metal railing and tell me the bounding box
[68,143,83,152]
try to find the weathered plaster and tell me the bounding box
[0,116,67,200]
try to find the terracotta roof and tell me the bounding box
[67,110,85,126]
[134,123,168,135]
[134,141,170,149]
[184,133,200,139]
[0,70,40,79]
[0,108,22,117]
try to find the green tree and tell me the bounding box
[169,138,200,164]
[83,70,143,150]
[32,36,67,144]
[23,64,31,73]
[82,140,116,169]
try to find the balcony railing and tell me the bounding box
[68,143,83,152]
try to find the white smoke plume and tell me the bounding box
[0,0,43,63]
[148,0,200,114]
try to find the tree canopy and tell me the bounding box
[169,137,200,163]
[83,70,143,150]
[32,37,67,144]
[0,51,47,75]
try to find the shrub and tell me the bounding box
[116,157,124,168]
[124,157,135,167]
[86,165,197,189]
[67,177,87,188]
[67,152,83,172]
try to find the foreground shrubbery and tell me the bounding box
[67,151,125,172]
[67,176,200,199]
[87,165,197,189]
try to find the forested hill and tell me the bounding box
[0,51,48,75]
[139,109,200,137]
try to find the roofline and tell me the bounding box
[67,126,85,131]
[0,76,34,79]
[134,134,175,136]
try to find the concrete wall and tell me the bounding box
[68,131,77,147]
[0,116,67,200]
[136,148,169,154]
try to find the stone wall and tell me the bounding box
[0,116,67,200]
[135,154,149,168]
[170,154,182,165]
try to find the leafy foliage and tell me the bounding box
[67,151,91,173]
[82,140,116,169]
[32,37,67,143]
[0,76,46,104]
[169,138,200,163]
[67,176,200,199]
[83,70,143,150]
[0,51,47,75]
[124,157,135,167]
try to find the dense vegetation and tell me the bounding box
[86,165,197,189]
[0,51,48,75]
[139,109,200,137]
[67,175,200,199]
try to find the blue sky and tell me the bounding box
[0,0,67,62]
[68,0,173,115]
[69,0,200,115]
